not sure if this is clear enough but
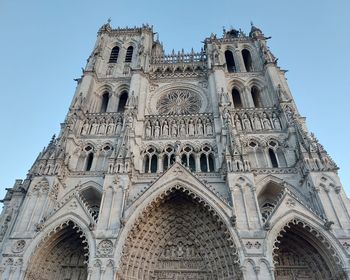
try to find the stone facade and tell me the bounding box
[0,22,350,280]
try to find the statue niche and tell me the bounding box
[117,187,241,280]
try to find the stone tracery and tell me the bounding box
[117,187,241,280]
[156,89,202,115]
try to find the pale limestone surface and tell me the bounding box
[0,23,349,280]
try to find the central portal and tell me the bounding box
[117,187,240,280]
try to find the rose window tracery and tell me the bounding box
[156,89,202,115]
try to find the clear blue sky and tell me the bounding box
[0,0,349,199]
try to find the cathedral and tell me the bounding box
[0,22,350,280]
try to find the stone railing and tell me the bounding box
[79,112,124,136]
[228,107,283,132]
[151,50,207,65]
[144,113,214,139]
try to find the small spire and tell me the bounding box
[250,21,254,27]
[107,18,111,25]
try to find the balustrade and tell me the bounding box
[151,50,207,65]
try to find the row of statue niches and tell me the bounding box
[232,111,282,132]
[80,117,124,136]
[145,117,214,139]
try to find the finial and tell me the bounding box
[250,21,254,27]
[107,18,111,25]
[222,26,226,33]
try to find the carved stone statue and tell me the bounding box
[234,114,242,131]
[145,121,152,138]
[262,112,272,129]
[206,118,213,135]
[154,121,160,137]
[242,114,252,131]
[162,121,169,136]
[188,119,195,136]
[253,113,262,130]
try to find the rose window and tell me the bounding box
[156,89,201,115]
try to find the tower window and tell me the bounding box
[109,46,120,63]
[150,155,158,173]
[144,155,150,173]
[268,148,278,168]
[200,154,207,172]
[188,154,196,172]
[125,46,134,63]
[225,50,236,73]
[100,92,109,113]
[117,91,128,112]
[232,88,242,108]
[85,153,94,171]
[242,49,253,72]
[251,86,262,107]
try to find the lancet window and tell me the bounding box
[232,88,243,108]
[125,46,134,63]
[163,146,176,171]
[109,46,120,63]
[199,145,215,172]
[225,50,236,73]
[143,147,158,173]
[117,91,128,112]
[181,145,196,172]
[100,92,110,113]
[242,49,253,72]
[251,86,262,107]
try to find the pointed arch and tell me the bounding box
[114,166,243,271]
[22,215,95,279]
[267,213,348,280]
[116,184,242,279]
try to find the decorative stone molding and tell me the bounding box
[97,239,114,257]
[12,240,26,253]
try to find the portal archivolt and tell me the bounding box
[274,220,345,280]
[25,221,88,280]
[117,187,241,280]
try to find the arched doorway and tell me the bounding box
[25,221,89,280]
[117,187,241,280]
[274,220,345,280]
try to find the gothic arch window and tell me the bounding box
[85,152,94,171]
[143,147,158,173]
[200,146,215,172]
[117,91,128,112]
[225,50,236,73]
[80,187,102,221]
[251,86,262,107]
[163,146,175,171]
[181,145,196,172]
[125,46,134,63]
[268,148,278,168]
[242,49,253,72]
[257,182,284,223]
[100,92,110,113]
[232,88,242,108]
[109,46,120,63]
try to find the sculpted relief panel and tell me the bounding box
[117,189,240,280]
